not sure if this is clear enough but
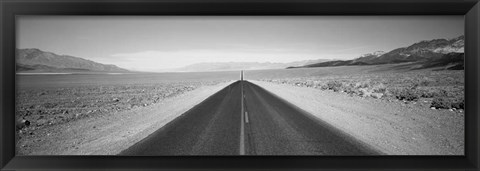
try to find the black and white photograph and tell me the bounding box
[15,16,464,156]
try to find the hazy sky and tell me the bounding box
[17,16,463,72]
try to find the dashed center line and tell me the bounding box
[245,111,249,123]
[239,81,245,155]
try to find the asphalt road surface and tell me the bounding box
[120,81,381,155]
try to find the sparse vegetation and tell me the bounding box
[389,86,420,101]
[322,81,344,92]
[258,70,464,110]
[431,97,464,109]
[16,75,231,135]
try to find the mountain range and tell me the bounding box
[175,59,331,72]
[289,35,464,70]
[17,35,465,73]
[16,48,129,72]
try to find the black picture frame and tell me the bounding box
[1,0,479,170]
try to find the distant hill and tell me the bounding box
[416,52,464,70]
[176,59,331,72]
[290,35,464,70]
[16,48,129,72]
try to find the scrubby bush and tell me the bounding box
[416,88,453,99]
[343,83,357,94]
[419,80,430,86]
[305,80,315,87]
[371,83,387,94]
[418,89,436,98]
[451,99,465,109]
[434,89,449,97]
[431,97,453,109]
[409,83,419,90]
[354,82,370,89]
[431,97,464,109]
[358,88,372,97]
[389,87,420,101]
[323,81,344,92]
[370,93,384,99]
[417,76,435,86]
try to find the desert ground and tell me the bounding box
[15,64,464,155]
[15,71,238,155]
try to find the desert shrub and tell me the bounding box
[451,100,465,109]
[305,80,315,87]
[415,89,453,99]
[414,88,436,98]
[354,82,370,89]
[312,81,323,88]
[358,88,372,97]
[434,89,449,97]
[371,83,387,94]
[431,97,453,109]
[323,81,344,92]
[419,90,436,98]
[451,97,465,109]
[370,93,384,99]
[294,81,304,87]
[390,87,420,101]
[431,97,464,109]
[343,83,357,94]
[409,83,420,90]
[418,79,432,86]
[319,83,329,90]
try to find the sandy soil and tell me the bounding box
[250,80,464,155]
[16,81,234,155]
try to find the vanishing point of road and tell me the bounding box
[120,78,381,155]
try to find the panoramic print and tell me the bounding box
[15,16,464,155]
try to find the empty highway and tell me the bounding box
[120,81,381,155]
